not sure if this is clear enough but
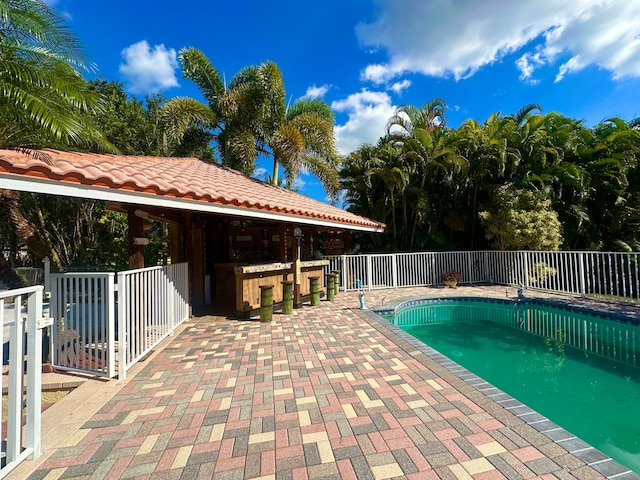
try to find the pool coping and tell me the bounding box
[362,299,640,480]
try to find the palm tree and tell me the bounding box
[162,48,281,172]
[269,97,340,199]
[507,111,590,249]
[574,117,640,249]
[340,139,406,249]
[386,99,467,249]
[0,0,115,282]
[385,98,446,138]
[218,58,285,172]
[160,48,227,162]
[163,49,340,197]
[0,0,110,149]
[371,141,407,245]
[341,144,379,215]
[457,112,519,247]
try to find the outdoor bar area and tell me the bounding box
[212,222,349,317]
[0,149,386,318]
[113,209,351,317]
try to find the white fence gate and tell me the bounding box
[0,286,47,479]
[48,263,189,379]
[324,250,640,302]
[49,272,116,377]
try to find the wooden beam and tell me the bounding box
[132,207,182,225]
[105,201,126,213]
[105,201,183,225]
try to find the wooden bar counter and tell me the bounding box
[216,260,329,317]
[295,260,331,300]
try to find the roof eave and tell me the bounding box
[0,174,385,233]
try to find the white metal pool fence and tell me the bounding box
[323,250,640,302]
[48,262,189,379]
[0,286,47,479]
[117,263,189,379]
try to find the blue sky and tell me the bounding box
[46,0,640,203]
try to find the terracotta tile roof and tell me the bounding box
[0,149,385,231]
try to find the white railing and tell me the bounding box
[49,272,116,377]
[324,250,640,302]
[0,286,47,478]
[117,263,189,379]
[48,262,189,379]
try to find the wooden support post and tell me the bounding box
[184,212,193,307]
[127,207,145,269]
[170,221,181,263]
[293,227,302,308]
[191,219,205,307]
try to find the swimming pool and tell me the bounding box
[378,297,640,475]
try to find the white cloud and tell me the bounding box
[300,84,330,100]
[516,53,543,84]
[389,79,412,94]
[291,176,307,192]
[545,3,640,82]
[361,63,406,84]
[332,90,396,155]
[253,167,268,180]
[119,41,179,94]
[356,0,640,83]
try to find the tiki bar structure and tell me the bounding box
[0,149,385,316]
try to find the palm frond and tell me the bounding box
[225,127,258,174]
[512,103,543,125]
[0,0,92,71]
[286,98,334,123]
[178,47,225,109]
[161,97,216,143]
[272,123,305,169]
[301,154,341,201]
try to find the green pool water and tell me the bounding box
[390,301,640,474]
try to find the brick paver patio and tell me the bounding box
[13,285,640,480]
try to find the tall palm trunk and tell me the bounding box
[271,155,280,186]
